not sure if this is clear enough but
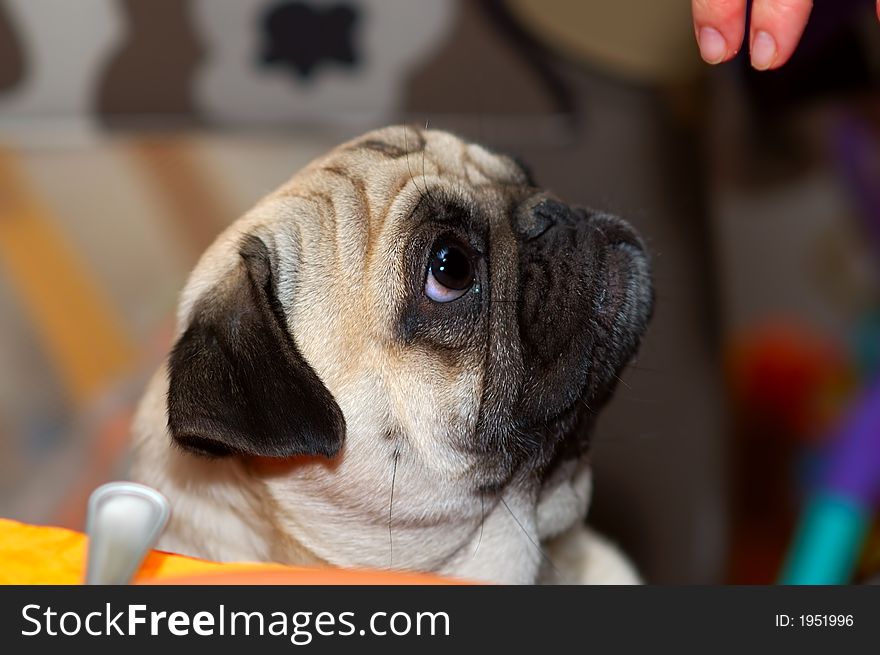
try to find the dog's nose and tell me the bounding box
[514,198,570,241]
[515,199,646,255]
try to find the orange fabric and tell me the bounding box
[0,518,463,585]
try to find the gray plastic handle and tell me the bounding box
[84,482,170,585]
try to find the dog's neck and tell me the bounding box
[130,367,591,584]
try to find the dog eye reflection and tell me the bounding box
[424,237,475,302]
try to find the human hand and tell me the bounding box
[693,0,880,70]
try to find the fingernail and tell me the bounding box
[751,30,777,70]
[698,26,727,64]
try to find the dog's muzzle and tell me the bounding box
[513,198,653,426]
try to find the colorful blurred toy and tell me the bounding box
[775,110,880,583]
[727,318,879,584]
[779,378,880,584]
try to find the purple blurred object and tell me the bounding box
[780,377,880,583]
[822,377,880,506]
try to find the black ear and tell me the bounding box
[167,235,345,459]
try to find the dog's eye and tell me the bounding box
[425,237,475,302]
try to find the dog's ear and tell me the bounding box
[167,234,345,459]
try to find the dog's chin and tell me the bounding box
[523,380,604,476]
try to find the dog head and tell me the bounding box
[159,126,652,577]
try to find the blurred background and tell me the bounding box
[1,0,878,584]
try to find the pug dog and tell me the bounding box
[129,126,653,584]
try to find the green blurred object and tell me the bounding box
[779,492,871,584]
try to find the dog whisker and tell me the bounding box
[500,496,564,583]
[405,123,435,205]
[579,396,596,415]
[388,447,400,568]
[403,125,425,204]
[613,372,632,390]
[472,493,486,559]
[421,119,438,205]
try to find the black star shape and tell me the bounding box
[260,2,359,80]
